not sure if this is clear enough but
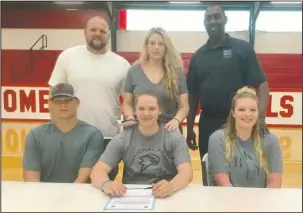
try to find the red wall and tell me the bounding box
[2,9,111,29]
[1,50,302,89]
[1,8,111,86]
[118,52,302,90]
[1,8,302,89]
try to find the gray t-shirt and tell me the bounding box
[124,63,188,122]
[99,124,191,184]
[23,120,104,183]
[208,129,283,188]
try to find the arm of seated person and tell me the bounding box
[91,161,112,189]
[208,131,233,187]
[168,134,193,192]
[212,173,233,187]
[153,135,193,198]
[74,168,92,183]
[266,173,282,188]
[90,134,126,196]
[153,162,192,198]
[91,161,126,196]
[170,162,193,192]
[74,131,105,183]
[23,130,41,182]
[23,170,40,182]
[266,134,283,188]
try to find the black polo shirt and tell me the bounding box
[187,34,266,117]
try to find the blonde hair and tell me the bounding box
[136,27,184,100]
[224,86,269,174]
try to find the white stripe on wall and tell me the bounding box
[2,29,112,51]
[2,29,302,54]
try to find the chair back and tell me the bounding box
[201,153,213,186]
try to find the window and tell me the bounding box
[224,11,250,32]
[256,11,302,32]
[126,9,250,32]
[126,10,204,31]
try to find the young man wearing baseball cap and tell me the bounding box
[23,83,105,183]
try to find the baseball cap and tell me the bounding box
[49,83,78,101]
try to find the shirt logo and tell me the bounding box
[223,49,232,59]
[139,154,160,172]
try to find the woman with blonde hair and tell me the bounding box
[122,27,189,132]
[208,87,283,188]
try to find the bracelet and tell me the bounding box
[100,180,112,192]
[172,117,180,124]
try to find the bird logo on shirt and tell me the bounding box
[139,154,160,172]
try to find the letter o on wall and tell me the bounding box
[4,90,17,112]
[4,129,19,155]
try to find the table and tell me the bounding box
[2,181,302,212]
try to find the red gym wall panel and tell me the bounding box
[2,50,302,90]
[2,9,110,29]
[2,8,302,89]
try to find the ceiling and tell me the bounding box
[114,1,302,11]
[2,1,302,11]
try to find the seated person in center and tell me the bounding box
[208,87,283,188]
[23,83,104,183]
[90,91,193,198]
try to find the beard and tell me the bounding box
[87,39,107,51]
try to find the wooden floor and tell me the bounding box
[2,121,302,188]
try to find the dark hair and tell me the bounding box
[205,5,226,17]
[134,90,162,111]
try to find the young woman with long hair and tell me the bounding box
[122,27,189,132]
[208,87,283,188]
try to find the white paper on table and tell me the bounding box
[124,184,153,197]
[104,185,155,210]
[104,196,155,210]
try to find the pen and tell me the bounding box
[126,186,152,190]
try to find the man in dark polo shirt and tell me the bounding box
[186,5,270,160]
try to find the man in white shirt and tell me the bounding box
[49,16,130,138]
